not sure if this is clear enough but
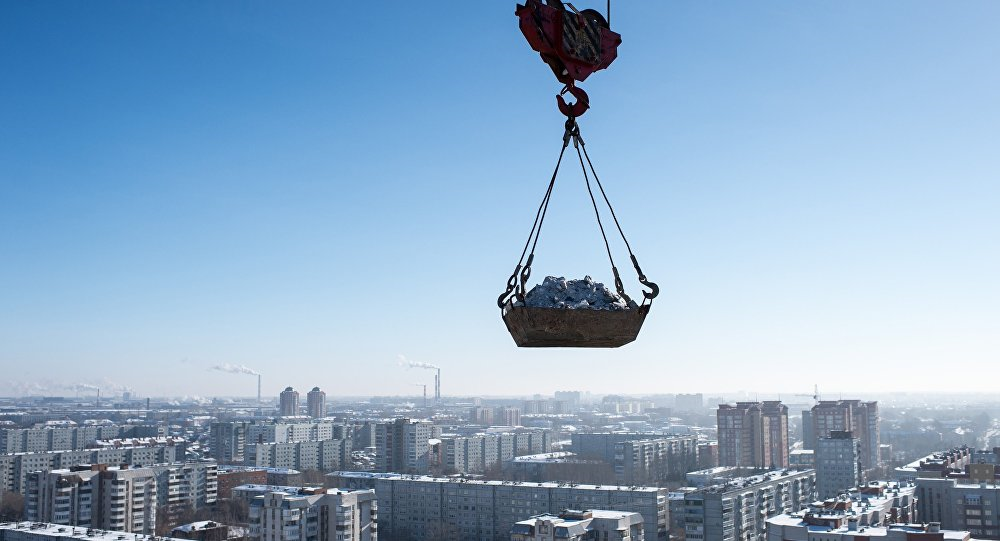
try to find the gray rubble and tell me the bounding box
[519,275,635,311]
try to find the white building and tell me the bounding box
[248,488,376,541]
[440,431,552,474]
[511,510,644,541]
[0,426,123,454]
[246,439,347,471]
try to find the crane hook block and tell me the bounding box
[516,0,622,85]
[557,85,590,118]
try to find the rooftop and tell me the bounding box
[217,465,301,474]
[694,469,814,494]
[328,471,664,492]
[170,522,223,533]
[767,516,969,541]
[0,522,186,541]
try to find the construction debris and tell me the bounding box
[519,275,635,311]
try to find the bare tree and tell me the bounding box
[0,492,24,522]
[299,469,326,486]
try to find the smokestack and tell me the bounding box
[435,368,441,402]
[257,374,262,406]
[96,388,100,407]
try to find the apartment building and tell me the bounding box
[916,475,1000,539]
[306,387,326,419]
[374,419,434,473]
[716,402,789,469]
[279,388,300,417]
[684,469,816,541]
[327,472,669,541]
[247,488,376,541]
[816,431,863,499]
[803,401,880,471]
[245,439,348,471]
[511,510,644,541]
[767,483,940,541]
[0,426,123,454]
[571,434,699,481]
[0,443,184,494]
[615,438,700,485]
[24,465,158,534]
[441,431,552,474]
[25,461,217,533]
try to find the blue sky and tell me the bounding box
[2,2,998,399]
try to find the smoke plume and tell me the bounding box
[210,363,260,376]
[398,354,439,370]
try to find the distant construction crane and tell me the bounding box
[793,384,821,405]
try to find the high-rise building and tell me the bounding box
[716,401,789,468]
[469,406,494,425]
[328,472,668,541]
[210,421,249,463]
[306,387,326,419]
[148,461,219,523]
[279,387,300,417]
[374,418,434,473]
[248,488,377,541]
[762,401,790,467]
[804,400,880,471]
[684,469,816,541]
[24,461,218,532]
[25,465,159,534]
[815,431,863,499]
[495,406,522,427]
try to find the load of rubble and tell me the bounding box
[519,275,635,311]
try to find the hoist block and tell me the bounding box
[516,0,622,85]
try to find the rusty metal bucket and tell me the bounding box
[502,303,650,348]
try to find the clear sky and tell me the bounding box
[2,2,998,399]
